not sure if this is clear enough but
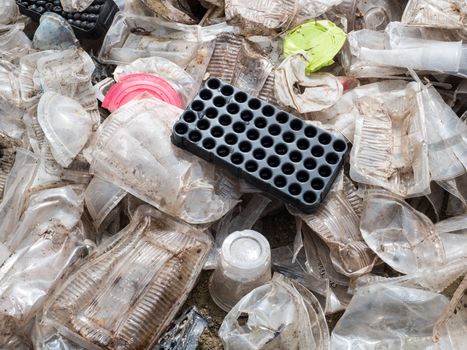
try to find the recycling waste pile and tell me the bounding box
[0,0,466,349]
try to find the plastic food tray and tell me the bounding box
[172,78,348,213]
[16,0,118,38]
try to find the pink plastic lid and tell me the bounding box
[102,74,182,111]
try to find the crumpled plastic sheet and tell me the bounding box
[0,24,32,63]
[360,190,467,285]
[113,56,197,107]
[291,174,377,278]
[90,96,240,224]
[349,81,430,197]
[140,0,199,24]
[206,32,273,96]
[0,185,88,349]
[34,205,211,350]
[225,0,343,35]
[219,273,330,350]
[274,55,343,113]
[0,0,20,25]
[60,0,94,12]
[37,92,93,167]
[331,282,455,349]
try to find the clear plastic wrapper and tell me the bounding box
[0,149,40,242]
[206,32,273,96]
[0,0,20,25]
[291,175,376,278]
[0,96,26,141]
[140,0,198,24]
[331,283,450,349]
[33,12,79,51]
[349,82,430,197]
[0,24,32,63]
[99,13,233,66]
[38,92,93,167]
[91,96,240,224]
[274,55,343,113]
[0,60,21,107]
[60,0,94,12]
[0,186,87,348]
[34,205,211,350]
[84,176,127,229]
[219,273,330,350]
[113,56,197,107]
[421,85,467,181]
[225,0,343,35]
[360,190,467,276]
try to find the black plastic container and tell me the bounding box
[16,0,118,38]
[172,78,348,213]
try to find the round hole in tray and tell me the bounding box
[247,129,259,141]
[233,122,246,133]
[268,124,281,136]
[274,175,287,188]
[191,100,204,111]
[296,170,309,183]
[303,191,317,204]
[207,78,221,89]
[203,138,216,150]
[188,130,201,142]
[276,112,289,124]
[275,143,288,155]
[311,145,324,157]
[197,119,210,130]
[217,145,229,157]
[304,158,317,170]
[235,91,248,103]
[283,132,295,143]
[262,105,275,117]
[267,155,280,168]
[289,183,302,196]
[318,133,332,145]
[241,110,254,122]
[297,138,310,150]
[254,117,267,129]
[318,165,332,177]
[183,111,197,123]
[253,148,266,160]
[231,152,244,165]
[219,114,232,126]
[248,98,261,110]
[239,141,252,153]
[225,133,238,145]
[213,96,226,107]
[199,89,213,100]
[305,125,317,138]
[261,136,274,148]
[282,163,295,175]
[333,139,347,152]
[221,85,234,96]
[174,122,188,135]
[290,119,303,131]
[211,126,224,138]
[245,160,258,172]
[289,151,302,163]
[311,178,324,190]
[227,103,240,114]
[326,153,339,165]
[205,107,218,119]
[259,168,273,180]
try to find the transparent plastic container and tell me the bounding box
[209,230,271,311]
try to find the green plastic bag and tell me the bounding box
[283,20,346,74]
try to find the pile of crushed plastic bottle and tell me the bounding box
[0,0,466,349]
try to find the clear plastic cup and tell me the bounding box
[209,230,272,311]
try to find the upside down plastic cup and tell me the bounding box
[209,230,271,311]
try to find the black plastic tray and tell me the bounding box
[172,78,348,213]
[16,0,118,39]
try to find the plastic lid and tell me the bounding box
[221,230,271,280]
[102,73,181,112]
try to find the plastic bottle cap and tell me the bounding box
[221,230,271,280]
[102,73,181,112]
